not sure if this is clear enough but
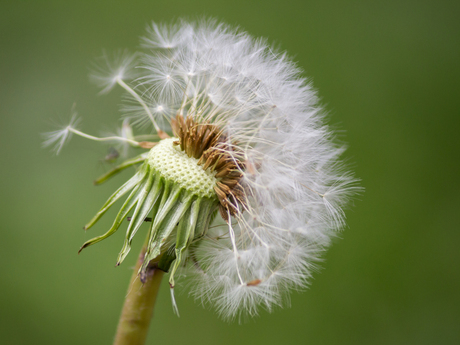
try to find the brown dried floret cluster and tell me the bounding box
[171,114,247,221]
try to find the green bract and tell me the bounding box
[79,138,219,287]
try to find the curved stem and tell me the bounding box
[68,127,140,147]
[113,243,164,345]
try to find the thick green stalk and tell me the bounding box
[113,243,164,345]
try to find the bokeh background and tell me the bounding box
[1,1,459,344]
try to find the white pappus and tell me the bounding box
[43,19,359,320]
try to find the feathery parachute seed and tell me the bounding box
[45,19,359,320]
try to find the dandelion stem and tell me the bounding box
[113,240,164,345]
[68,127,140,146]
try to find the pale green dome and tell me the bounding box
[147,138,218,199]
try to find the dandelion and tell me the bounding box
[45,18,358,337]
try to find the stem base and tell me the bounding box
[113,246,164,345]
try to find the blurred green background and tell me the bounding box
[1,0,459,344]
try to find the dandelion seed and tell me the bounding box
[42,109,80,155]
[90,50,138,94]
[45,19,359,320]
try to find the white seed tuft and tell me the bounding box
[90,50,138,94]
[42,110,80,155]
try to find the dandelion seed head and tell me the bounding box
[47,19,360,320]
